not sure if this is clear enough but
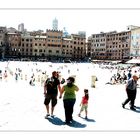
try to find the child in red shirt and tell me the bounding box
[78,89,89,119]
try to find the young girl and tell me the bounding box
[78,89,89,119]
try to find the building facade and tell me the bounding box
[1,24,140,61]
[20,34,34,58]
[7,32,21,58]
[71,33,86,60]
[130,27,140,58]
[46,29,63,60]
[62,37,73,59]
[0,27,7,59]
[89,32,107,60]
[87,30,131,60]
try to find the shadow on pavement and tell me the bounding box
[123,107,140,113]
[133,110,140,113]
[46,117,87,128]
[133,106,140,113]
[66,120,86,128]
[46,116,64,126]
[79,116,96,122]
[135,106,140,109]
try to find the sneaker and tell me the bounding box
[85,116,88,119]
[51,115,55,118]
[45,114,50,119]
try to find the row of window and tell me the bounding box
[48,39,61,42]
[94,52,124,57]
[92,44,129,48]
[92,33,128,38]
[47,36,62,39]
[92,34,105,38]
[74,41,84,45]
[93,43,106,47]
[92,39,106,42]
[92,37,129,42]
[73,38,84,41]
[34,38,46,41]
[35,43,45,46]
[107,37,129,41]
[48,44,61,47]
[11,48,86,55]
[22,39,33,42]
[106,44,128,48]
[62,45,73,48]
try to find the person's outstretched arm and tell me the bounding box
[59,86,64,99]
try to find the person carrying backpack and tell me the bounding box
[122,75,139,111]
[44,71,61,118]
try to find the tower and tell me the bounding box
[18,23,24,32]
[52,18,58,30]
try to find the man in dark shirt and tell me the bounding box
[44,71,61,118]
[122,75,139,110]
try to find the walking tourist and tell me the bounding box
[78,89,89,119]
[59,76,79,124]
[44,71,61,118]
[122,75,139,111]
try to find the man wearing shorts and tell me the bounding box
[44,71,61,118]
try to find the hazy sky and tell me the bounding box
[0,0,140,37]
[0,0,139,8]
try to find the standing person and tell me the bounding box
[78,89,89,119]
[0,70,2,81]
[59,77,79,124]
[122,71,127,84]
[127,70,132,80]
[3,70,8,82]
[122,75,139,110]
[15,71,19,82]
[44,71,61,118]
[29,73,35,86]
